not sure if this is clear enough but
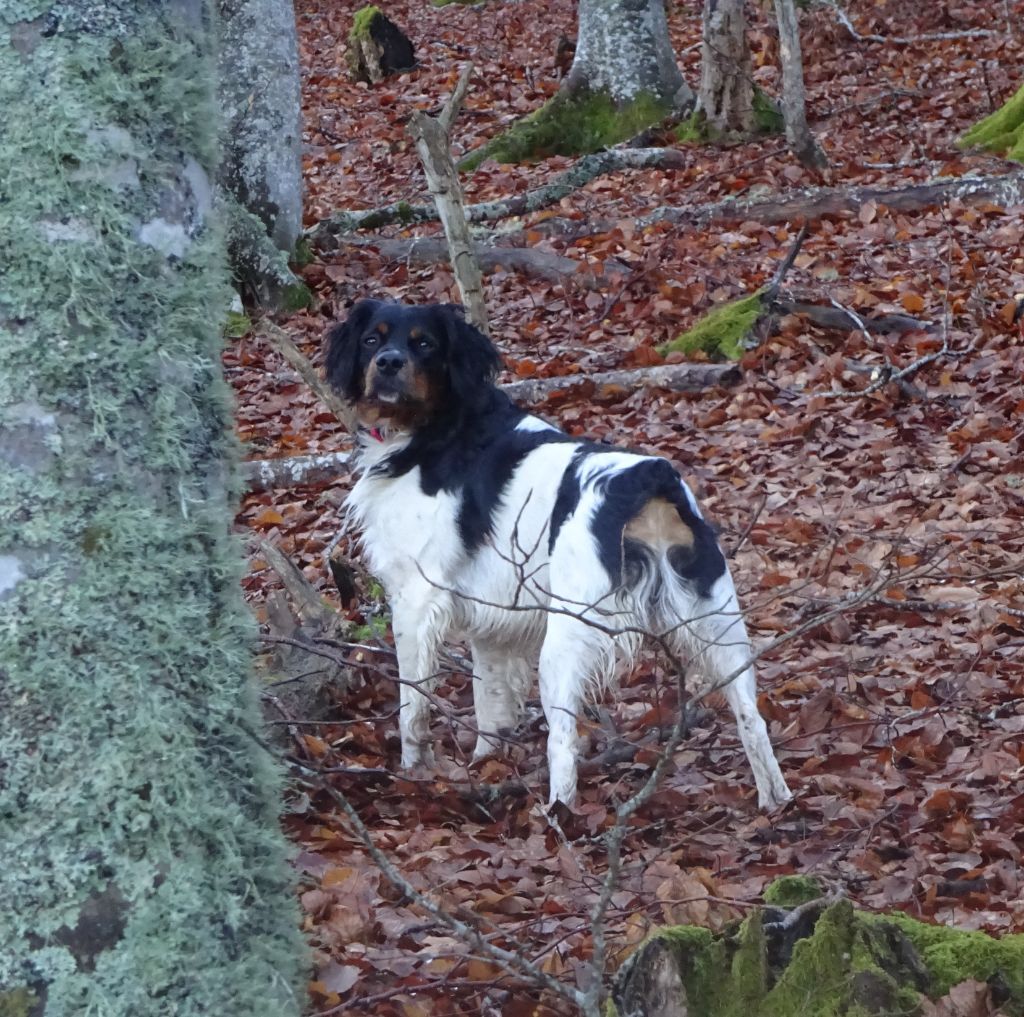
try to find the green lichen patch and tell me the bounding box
[763,875,825,907]
[960,81,1024,161]
[615,900,1024,1017]
[659,291,765,360]
[460,88,672,169]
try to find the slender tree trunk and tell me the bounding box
[219,0,305,305]
[567,0,693,107]
[699,0,756,136]
[0,3,305,1014]
[772,0,827,167]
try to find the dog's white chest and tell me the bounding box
[348,466,463,591]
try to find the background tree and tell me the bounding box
[462,0,695,167]
[0,2,305,1013]
[698,0,759,137]
[219,0,306,307]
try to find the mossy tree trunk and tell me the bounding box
[462,0,694,166]
[961,81,1024,160]
[698,0,756,137]
[0,3,305,1015]
[218,0,306,307]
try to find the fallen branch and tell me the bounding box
[309,147,691,239]
[244,449,354,490]
[325,234,628,286]
[821,0,996,46]
[643,167,1024,228]
[774,298,937,334]
[244,362,739,489]
[258,321,356,430]
[408,63,488,332]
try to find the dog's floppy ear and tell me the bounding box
[325,299,382,401]
[434,304,502,406]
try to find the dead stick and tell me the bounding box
[408,64,489,334]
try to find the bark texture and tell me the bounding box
[772,0,827,168]
[219,0,305,302]
[567,0,690,105]
[0,3,304,1014]
[699,0,755,136]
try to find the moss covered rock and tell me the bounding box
[960,82,1024,161]
[460,87,672,169]
[614,897,1024,1017]
[659,291,766,360]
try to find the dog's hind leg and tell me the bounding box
[469,643,531,760]
[672,573,792,810]
[391,586,452,769]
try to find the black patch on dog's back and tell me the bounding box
[554,456,726,598]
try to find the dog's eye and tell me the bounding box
[415,336,436,352]
[362,334,380,347]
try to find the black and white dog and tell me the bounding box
[326,300,791,809]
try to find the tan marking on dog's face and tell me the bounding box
[624,498,694,551]
[409,327,422,339]
[377,322,389,335]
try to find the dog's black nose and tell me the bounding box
[375,350,405,376]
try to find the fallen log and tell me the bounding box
[324,234,629,287]
[309,147,691,238]
[243,361,739,490]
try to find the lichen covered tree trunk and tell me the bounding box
[0,3,305,1014]
[462,0,694,167]
[698,0,755,137]
[961,81,1024,160]
[218,0,306,306]
[567,0,688,106]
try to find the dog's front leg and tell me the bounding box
[391,588,450,769]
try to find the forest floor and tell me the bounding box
[226,0,1024,1013]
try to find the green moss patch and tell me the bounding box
[659,291,765,360]
[960,81,1024,161]
[677,87,782,144]
[460,87,671,169]
[763,875,825,907]
[350,4,382,37]
[615,899,1024,1017]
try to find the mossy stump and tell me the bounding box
[659,291,767,361]
[960,82,1024,161]
[613,883,1024,1017]
[347,5,415,85]
[459,87,673,169]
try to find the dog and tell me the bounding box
[326,299,792,809]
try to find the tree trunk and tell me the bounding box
[218,0,305,305]
[0,4,305,1015]
[699,0,756,136]
[772,0,827,168]
[567,0,691,106]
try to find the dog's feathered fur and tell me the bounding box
[326,299,791,808]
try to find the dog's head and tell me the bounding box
[325,300,502,429]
